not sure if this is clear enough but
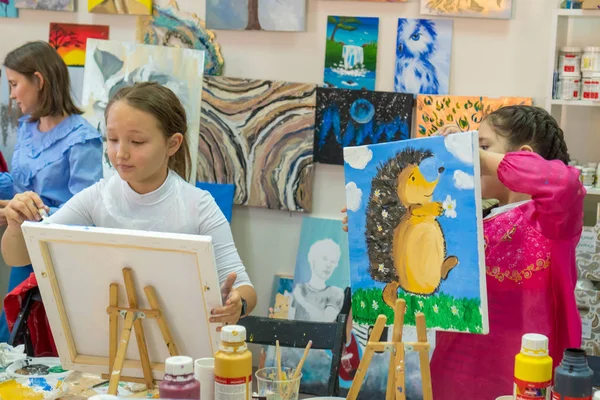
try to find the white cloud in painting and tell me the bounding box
[344,146,372,170]
[345,182,362,212]
[453,170,474,190]
[444,132,474,165]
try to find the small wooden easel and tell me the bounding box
[104,268,180,395]
[346,299,433,400]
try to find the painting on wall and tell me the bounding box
[1,67,84,169]
[483,96,533,117]
[420,0,513,19]
[0,0,18,17]
[81,39,205,181]
[343,132,489,333]
[394,18,452,95]
[88,0,150,15]
[137,0,224,76]
[324,16,379,91]
[315,87,413,166]
[268,274,293,319]
[206,0,306,32]
[49,23,110,67]
[15,0,73,11]
[198,76,316,213]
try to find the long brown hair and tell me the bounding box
[3,41,82,121]
[104,82,191,181]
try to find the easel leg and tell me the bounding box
[415,313,433,400]
[109,283,119,375]
[145,286,179,356]
[387,300,406,400]
[108,311,135,395]
[346,315,387,400]
[123,268,154,390]
[395,343,406,400]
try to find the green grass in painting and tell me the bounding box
[362,42,377,71]
[352,288,483,333]
[325,39,343,68]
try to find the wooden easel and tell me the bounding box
[104,267,180,395]
[346,299,433,400]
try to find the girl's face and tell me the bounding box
[106,101,182,194]
[5,68,41,116]
[478,120,511,202]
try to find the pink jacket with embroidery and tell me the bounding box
[430,151,584,400]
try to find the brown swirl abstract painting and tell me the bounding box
[416,95,533,137]
[198,77,316,212]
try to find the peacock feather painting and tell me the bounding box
[324,16,379,91]
[315,87,413,165]
[421,0,513,19]
[394,18,453,95]
[343,132,488,333]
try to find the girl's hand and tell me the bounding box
[4,192,48,227]
[341,207,348,232]
[437,124,462,136]
[0,200,9,226]
[211,272,242,330]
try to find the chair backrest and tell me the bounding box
[238,286,351,396]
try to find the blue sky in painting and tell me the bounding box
[0,0,18,17]
[326,16,379,46]
[344,133,483,300]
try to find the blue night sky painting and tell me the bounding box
[315,87,414,165]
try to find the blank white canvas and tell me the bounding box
[21,222,222,379]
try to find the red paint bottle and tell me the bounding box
[159,356,201,399]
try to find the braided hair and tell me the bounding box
[484,106,570,165]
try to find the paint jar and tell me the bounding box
[559,72,582,100]
[559,47,582,74]
[582,167,596,187]
[513,333,552,400]
[582,72,600,100]
[576,166,585,184]
[214,325,252,400]
[158,356,200,399]
[582,47,600,72]
[552,348,594,399]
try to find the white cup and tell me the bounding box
[195,357,215,400]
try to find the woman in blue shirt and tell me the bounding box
[0,41,102,341]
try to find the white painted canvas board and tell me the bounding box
[21,222,222,380]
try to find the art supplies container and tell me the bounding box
[552,348,594,400]
[256,367,302,400]
[582,72,600,100]
[214,325,252,400]
[559,47,582,73]
[582,47,600,72]
[513,333,553,400]
[158,356,200,399]
[195,357,215,400]
[559,72,582,100]
[582,167,596,187]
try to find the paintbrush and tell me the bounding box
[284,340,312,398]
[275,340,284,381]
[38,208,50,224]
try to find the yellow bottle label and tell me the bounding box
[214,342,252,400]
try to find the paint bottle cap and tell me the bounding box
[561,46,582,53]
[584,46,600,52]
[220,325,247,343]
[521,333,549,357]
[165,356,194,376]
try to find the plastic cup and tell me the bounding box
[255,367,302,400]
[194,357,215,400]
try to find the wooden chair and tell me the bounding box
[239,287,351,397]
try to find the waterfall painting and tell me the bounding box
[421,0,513,19]
[0,0,17,17]
[206,0,306,32]
[315,87,413,165]
[394,18,453,95]
[198,76,316,213]
[49,23,110,67]
[324,16,379,91]
[343,132,489,334]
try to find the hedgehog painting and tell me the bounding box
[343,132,489,334]
[394,18,453,95]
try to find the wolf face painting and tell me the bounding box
[394,19,453,95]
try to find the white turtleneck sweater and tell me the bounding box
[48,170,252,288]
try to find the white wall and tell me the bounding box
[1,0,598,316]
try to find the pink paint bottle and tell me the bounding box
[159,356,201,399]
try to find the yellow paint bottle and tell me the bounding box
[514,333,553,400]
[214,325,252,400]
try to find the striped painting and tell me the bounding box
[198,77,316,212]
